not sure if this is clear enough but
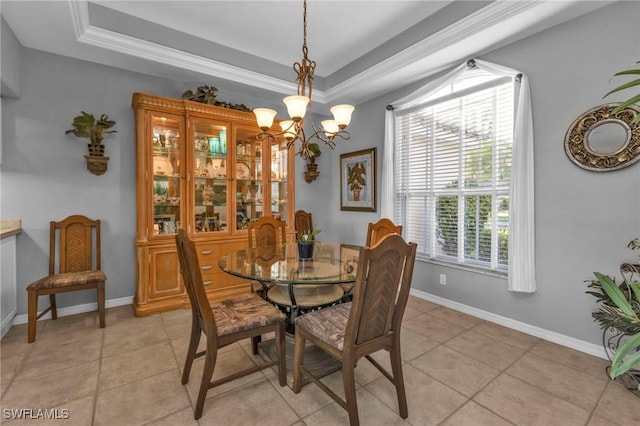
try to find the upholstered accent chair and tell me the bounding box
[175,229,286,419]
[26,215,106,343]
[292,234,417,426]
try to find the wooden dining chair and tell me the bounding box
[175,229,286,420]
[365,217,403,247]
[293,234,417,426]
[247,216,287,248]
[247,216,287,293]
[26,215,106,343]
[340,217,403,302]
[294,209,314,236]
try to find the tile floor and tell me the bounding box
[1,296,639,425]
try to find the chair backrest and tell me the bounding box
[50,215,101,275]
[345,233,417,349]
[365,218,403,247]
[248,216,287,248]
[175,229,217,335]
[294,210,314,235]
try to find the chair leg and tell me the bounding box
[49,294,58,320]
[27,290,37,343]
[194,347,216,420]
[292,329,305,393]
[182,318,202,385]
[251,335,261,355]
[342,362,360,426]
[97,281,106,328]
[390,344,408,419]
[276,321,286,387]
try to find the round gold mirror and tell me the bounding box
[564,103,640,172]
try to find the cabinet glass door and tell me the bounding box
[235,126,264,229]
[151,115,182,236]
[192,120,230,234]
[270,138,289,224]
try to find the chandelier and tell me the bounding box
[253,0,354,160]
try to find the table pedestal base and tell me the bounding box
[258,332,341,388]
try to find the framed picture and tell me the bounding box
[340,148,376,211]
[340,244,360,277]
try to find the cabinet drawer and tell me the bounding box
[201,271,248,290]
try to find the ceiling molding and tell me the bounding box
[10,0,605,107]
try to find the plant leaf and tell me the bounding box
[613,69,640,77]
[610,332,640,379]
[594,272,636,317]
[631,281,640,302]
[603,79,640,98]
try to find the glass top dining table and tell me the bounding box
[219,242,361,324]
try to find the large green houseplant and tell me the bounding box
[65,111,117,175]
[588,240,640,392]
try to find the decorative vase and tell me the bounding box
[297,242,314,259]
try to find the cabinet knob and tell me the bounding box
[201,265,213,271]
[201,250,213,255]
[203,280,213,286]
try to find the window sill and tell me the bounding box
[416,255,508,279]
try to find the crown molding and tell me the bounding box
[67,0,593,106]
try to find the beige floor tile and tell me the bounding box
[444,329,526,370]
[16,337,102,380]
[410,345,500,397]
[102,320,168,357]
[182,345,267,402]
[99,341,178,391]
[161,308,193,341]
[587,415,622,426]
[367,363,467,426]
[471,321,541,350]
[507,353,608,410]
[198,377,300,426]
[427,307,485,329]
[104,306,162,331]
[303,386,410,426]
[145,406,199,425]
[1,327,37,359]
[399,328,439,362]
[263,368,336,418]
[474,374,590,425]
[440,400,512,426]
[94,369,190,426]
[530,340,610,379]
[594,380,640,425]
[406,296,441,313]
[36,315,105,345]
[403,313,466,343]
[2,361,99,411]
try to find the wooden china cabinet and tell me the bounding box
[131,92,295,316]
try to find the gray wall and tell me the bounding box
[321,1,640,346]
[2,2,639,348]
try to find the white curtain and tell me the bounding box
[382,59,536,293]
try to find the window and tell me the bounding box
[394,70,515,272]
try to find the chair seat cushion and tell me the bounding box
[295,302,351,351]
[27,270,106,291]
[212,293,285,336]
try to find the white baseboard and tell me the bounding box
[3,290,607,361]
[7,296,134,329]
[410,288,607,360]
[1,310,17,339]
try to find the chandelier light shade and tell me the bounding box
[253,0,354,160]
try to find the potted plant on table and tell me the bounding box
[65,111,117,175]
[297,229,321,259]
